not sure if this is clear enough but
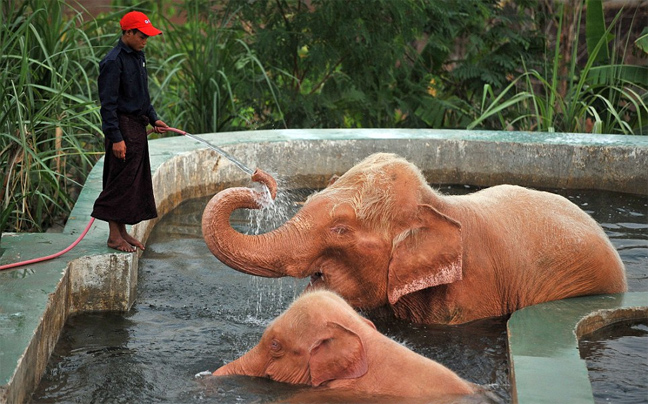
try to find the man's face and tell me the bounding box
[123,29,149,51]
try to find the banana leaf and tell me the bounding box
[585,0,610,63]
[587,65,648,87]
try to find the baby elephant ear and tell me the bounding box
[388,204,463,305]
[309,322,368,387]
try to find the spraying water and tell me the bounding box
[164,128,280,205]
[243,178,306,318]
[184,132,255,176]
[168,128,305,329]
[165,127,255,175]
[246,177,300,233]
[167,127,291,317]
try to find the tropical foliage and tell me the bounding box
[1,0,646,234]
[1,0,103,232]
[218,0,546,129]
[469,0,648,133]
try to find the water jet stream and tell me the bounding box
[164,128,255,175]
[164,127,277,201]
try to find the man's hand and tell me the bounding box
[152,119,169,133]
[112,141,127,161]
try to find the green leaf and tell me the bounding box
[587,65,648,87]
[585,0,610,63]
[635,27,648,54]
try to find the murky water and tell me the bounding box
[30,186,647,404]
[579,319,648,404]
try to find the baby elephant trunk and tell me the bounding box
[213,348,264,378]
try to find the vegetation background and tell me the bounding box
[1,0,647,234]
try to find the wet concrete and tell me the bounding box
[1,129,647,404]
[508,293,648,403]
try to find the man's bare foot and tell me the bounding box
[107,238,136,252]
[121,233,145,250]
[108,221,144,251]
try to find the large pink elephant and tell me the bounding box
[213,290,478,400]
[202,152,627,324]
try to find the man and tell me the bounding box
[92,11,168,252]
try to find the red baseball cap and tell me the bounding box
[120,11,162,36]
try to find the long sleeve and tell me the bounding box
[98,58,123,143]
[145,103,159,126]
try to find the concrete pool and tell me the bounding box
[1,129,647,403]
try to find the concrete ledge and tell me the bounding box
[0,235,136,404]
[163,129,646,194]
[508,293,648,403]
[68,254,137,314]
[577,306,648,336]
[1,129,647,403]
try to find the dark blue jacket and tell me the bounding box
[98,39,159,142]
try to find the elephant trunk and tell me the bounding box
[201,177,314,279]
[251,168,277,200]
[213,347,265,377]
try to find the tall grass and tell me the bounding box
[468,1,647,134]
[1,0,103,232]
[147,1,284,133]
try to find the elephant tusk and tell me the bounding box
[251,168,278,200]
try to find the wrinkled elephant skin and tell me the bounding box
[213,290,478,400]
[202,152,627,324]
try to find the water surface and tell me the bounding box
[579,319,648,404]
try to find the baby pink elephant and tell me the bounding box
[213,290,479,401]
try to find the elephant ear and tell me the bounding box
[388,204,463,305]
[308,322,368,387]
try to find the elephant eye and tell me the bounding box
[270,339,282,352]
[331,225,349,235]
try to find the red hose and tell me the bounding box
[0,218,96,271]
[163,127,185,135]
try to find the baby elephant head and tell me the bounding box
[212,290,477,399]
[213,290,372,386]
